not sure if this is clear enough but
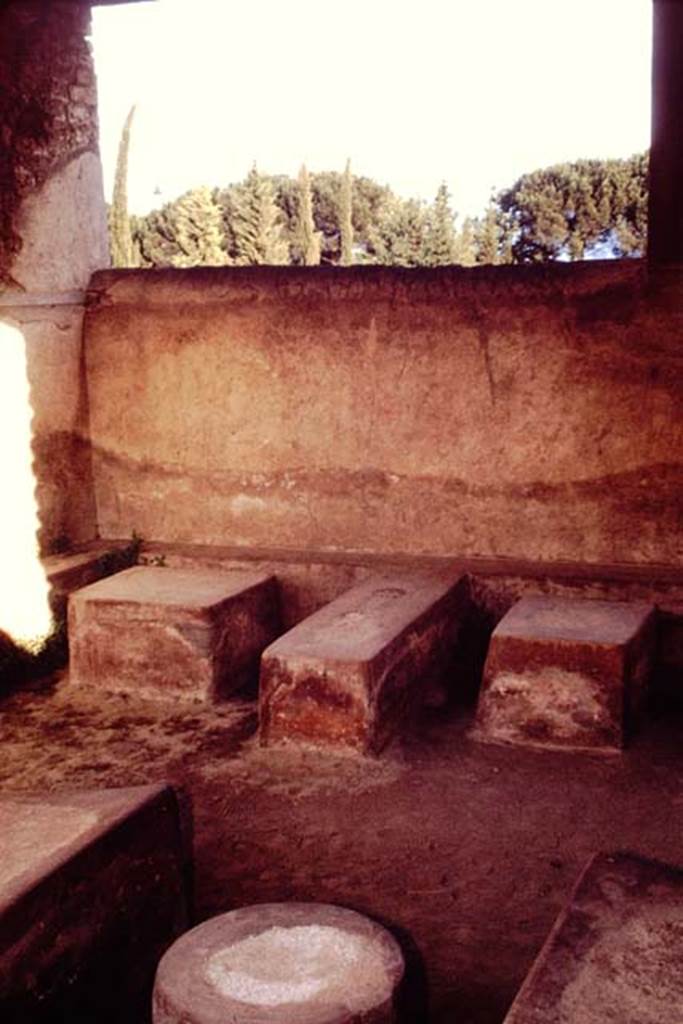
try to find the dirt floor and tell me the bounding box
[1,672,682,1024]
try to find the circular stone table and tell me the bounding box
[152,903,405,1024]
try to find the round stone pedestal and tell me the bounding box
[153,903,405,1024]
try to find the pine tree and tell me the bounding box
[109,104,136,268]
[423,183,456,265]
[475,203,502,265]
[295,164,321,265]
[171,186,228,268]
[497,154,648,261]
[339,159,354,266]
[368,198,429,266]
[232,164,289,265]
[453,216,477,266]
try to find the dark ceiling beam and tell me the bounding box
[648,0,683,266]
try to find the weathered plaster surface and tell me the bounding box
[0,0,108,552]
[11,152,109,293]
[85,263,682,567]
[1,304,97,550]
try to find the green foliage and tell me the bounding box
[132,203,183,267]
[94,532,142,577]
[473,203,505,265]
[231,164,289,265]
[497,153,648,262]
[423,183,456,266]
[367,197,429,266]
[109,104,136,268]
[294,165,321,266]
[171,185,228,267]
[130,154,648,270]
[339,159,354,266]
[308,171,393,263]
[453,216,477,266]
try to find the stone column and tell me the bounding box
[0,0,109,552]
[648,0,683,266]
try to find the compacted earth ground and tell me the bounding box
[1,673,681,1024]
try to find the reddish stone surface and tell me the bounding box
[143,541,683,692]
[153,902,405,1024]
[0,783,189,1024]
[259,572,468,754]
[474,596,656,751]
[503,851,683,1023]
[69,566,281,702]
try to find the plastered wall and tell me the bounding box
[84,262,682,567]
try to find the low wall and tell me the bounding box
[84,262,682,567]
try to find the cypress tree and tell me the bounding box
[339,159,354,266]
[109,104,136,268]
[453,216,477,266]
[423,183,456,265]
[296,164,321,265]
[475,203,501,265]
[171,186,228,267]
[368,198,428,266]
[232,164,289,265]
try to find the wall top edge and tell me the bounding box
[86,260,656,310]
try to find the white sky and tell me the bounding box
[91,0,652,218]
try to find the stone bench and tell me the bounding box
[0,784,188,1024]
[259,571,468,754]
[473,595,656,751]
[503,851,683,1023]
[69,566,281,702]
[153,902,405,1024]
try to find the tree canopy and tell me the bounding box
[496,154,648,262]
[123,153,648,270]
[109,104,136,268]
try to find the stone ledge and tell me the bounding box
[0,783,189,1024]
[86,260,646,311]
[69,566,282,702]
[473,596,657,752]
[44,539,139,594]
[260,572,468,754]
[503,851,683,1023]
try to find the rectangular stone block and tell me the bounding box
[68,566,281,702]
[259,571,468,754]
[503,851,683,1023]
[0,784,189,1024]
[474,595,656,751]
